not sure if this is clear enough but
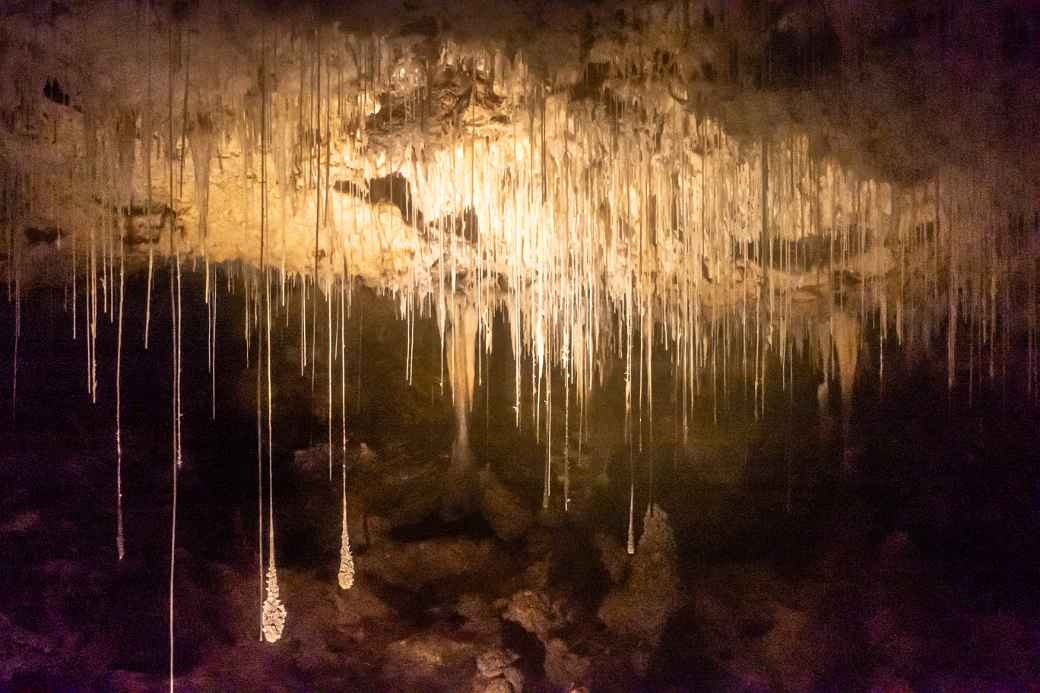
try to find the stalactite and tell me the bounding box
[340,273,347,461]
[11,212,20,421]
[177,30,191,200]
[167,247,178,693]
[210,271,217,421]
[261,561,287,642]
[626,464,636,556]
[189,112,215,239]
[255,275,264,643]
[166,20,178,692]
[337,456,356,590]
[175,250,183,471]
[259,31,285,644]
[144,1,154,350]
[72,221,77,342]
[327,277,333,480]
[448,296,478,447]
[88,216,98,403]
[311,36,321,395]
[115,214,125,561]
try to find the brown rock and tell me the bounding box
[503,590,559,638]
[598,506,682,649]
[476,648,520,678]
[544,638,590,688]
[479,468,535,542]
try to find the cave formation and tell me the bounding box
[2,0,1039,690]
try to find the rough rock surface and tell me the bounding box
[594,532,628,585]
[479,468,535,542]
[503,589,561,639]
[472,648,525,693]
[544,637,592,689]
[0,612,56,685]
[476,648,520,678]
[383,633,475,683]
[363,537,495,590]
[598,506,683,657]
[457,593,501,635]
[472,676,515,693]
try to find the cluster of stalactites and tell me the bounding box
[5,7,1038,438]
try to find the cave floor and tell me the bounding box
[2,419,1038,693]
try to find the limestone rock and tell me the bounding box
[292,444,337,476]
[544,638,591,689]
[521,559,550,591]
[476,648,520,678]
[472,662,524,693]
[593,532,628,584]
[503,590,560,639]
[598,505,683,650]
[363,537,495,590]
[383,633,474,681]
[333,583,392,625]
[501,666,525,692]
[456,593,501,635]
[473,677,516,693]
[760,602,814,691]
[479,468,534,542]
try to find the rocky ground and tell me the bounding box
[2,414,1038,692]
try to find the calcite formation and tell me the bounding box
[2,1,1038,688]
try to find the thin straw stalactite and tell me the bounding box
[259,27,286,645]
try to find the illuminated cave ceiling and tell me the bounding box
[2,0,1040,406]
